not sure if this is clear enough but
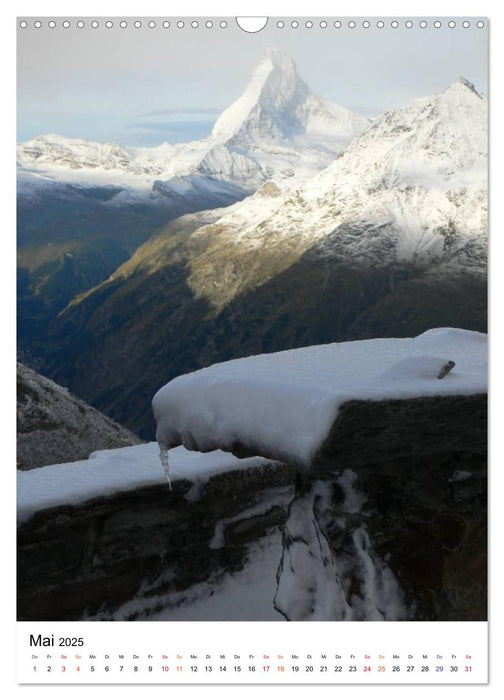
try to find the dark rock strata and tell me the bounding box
[17,462,295,621]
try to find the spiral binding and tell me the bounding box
[18,18,486,30]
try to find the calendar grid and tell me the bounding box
[17,622,488,684]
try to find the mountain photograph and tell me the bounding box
[17,19,487,623]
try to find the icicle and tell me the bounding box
[159,444,172,491]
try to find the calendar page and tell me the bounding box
[16,10,488,686]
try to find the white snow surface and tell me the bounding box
[153,328,487,468]
[17,442,270,525]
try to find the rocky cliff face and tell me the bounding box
[17,461,295,621]
[17,394,486,622]
[276,394,487,621]
[17,363,142,470]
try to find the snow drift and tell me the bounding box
[153,328,487,468]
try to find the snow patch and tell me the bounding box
[274,481,351,621]
[17,442,272,524]
[153,328,487,468]
[274,476,409,621]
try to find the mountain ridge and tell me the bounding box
[38,77,487,438]
[18,48,369,193]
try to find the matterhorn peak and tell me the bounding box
[210,48,309,144]
[261,47,297,70]
[255,47,305,90]
[210,48,368,150]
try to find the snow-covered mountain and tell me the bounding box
[17,49,370,359]
[211,48,368,152]
[20,76,487,441]
[87,73,487,314]
[296,76,487,267]
[17,48,369,200]
[170,76,487,311]
[18,134,132,172]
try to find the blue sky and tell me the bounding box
[17,18,488,146]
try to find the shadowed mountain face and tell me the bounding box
[16,181,248,350]
[40,232,486,440]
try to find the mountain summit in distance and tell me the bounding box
[40,77,487,438]
[18,48,369,194]
[211,48,369,151]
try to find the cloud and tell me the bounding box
[125,119,215,133]
[140,107,222,118]
[119,120,215,146]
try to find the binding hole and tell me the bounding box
[236,17,268,32]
